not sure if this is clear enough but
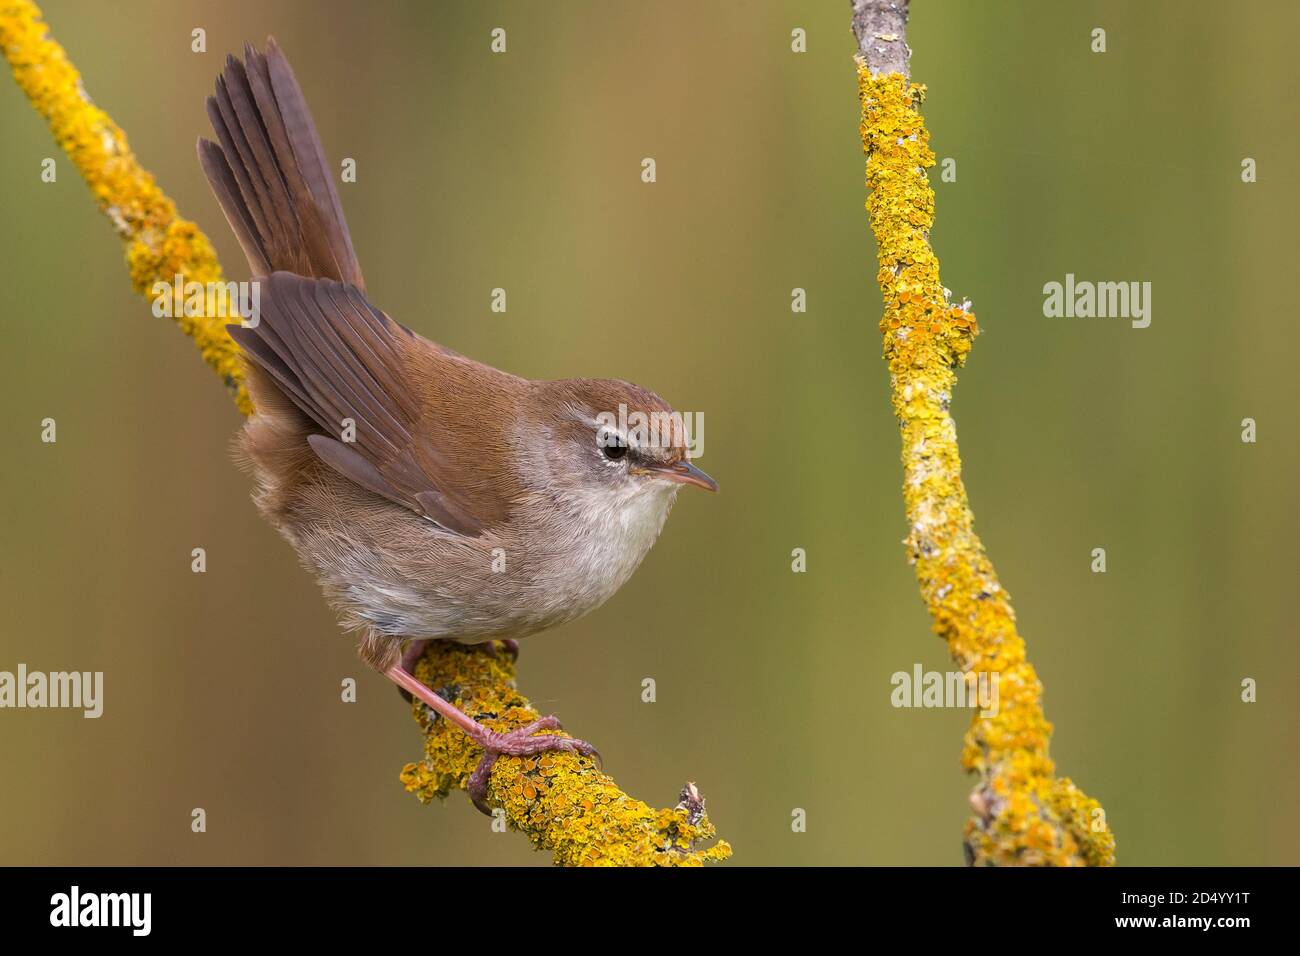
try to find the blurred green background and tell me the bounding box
[1,0,1296,866]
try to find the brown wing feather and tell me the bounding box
[229,273,516,535]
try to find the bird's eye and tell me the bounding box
[598,429,628,461]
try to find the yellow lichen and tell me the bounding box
[0,0,250,412]
[858,62,1116,867]
[399,643,731,866]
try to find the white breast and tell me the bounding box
[533,479,680,619]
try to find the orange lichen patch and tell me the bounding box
[858,61,1115,867]
[0,0,250,412]
[399,643,731,866]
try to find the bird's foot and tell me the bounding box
[465,717,600,815]
[384,663,599,816]
[480,638,520,662]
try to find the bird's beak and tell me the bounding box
[643,459,718,492]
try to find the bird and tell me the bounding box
[195,39,716,812]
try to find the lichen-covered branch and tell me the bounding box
[0,0,247,412]
[399,644,729,865]
[3,0,729,867]
[852,1,1116,866]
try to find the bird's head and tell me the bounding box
[526,378,717,513]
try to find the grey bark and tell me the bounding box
[850,0,911,77]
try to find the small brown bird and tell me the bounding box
[197,40,715,810]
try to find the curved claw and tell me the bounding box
[468,753,499,816]
[579,741,603,770]
[464,720,601,815]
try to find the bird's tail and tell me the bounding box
[197,39,364,289]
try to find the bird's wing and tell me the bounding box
[229,272,512,535]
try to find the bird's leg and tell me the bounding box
[394,639,430,703]
[395,638,519,701]
[400,638,429,673]
[385,665,599,815]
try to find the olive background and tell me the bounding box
[1,0,1296,865]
